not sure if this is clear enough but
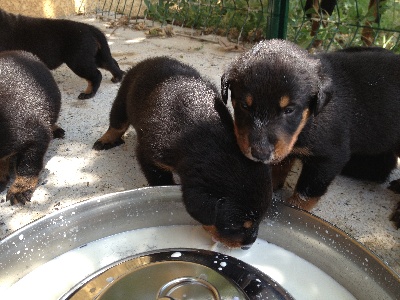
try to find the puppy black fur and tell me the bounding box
[221,39,400,228]
[0,51,64,205]
[336,47,398,183]
[0,9,124,99]
[341,152,397,183]
[94,56,272,248]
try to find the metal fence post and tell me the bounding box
[266,0,289,39]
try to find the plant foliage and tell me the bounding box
[141,0,400,51]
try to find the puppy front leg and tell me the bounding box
[286,157,345,211]
[67,61,102,99]
[7,143,48,205]
[390,202,400,229]
[272,156,295,191]
[0,156,12,192]
[387,181,400,229]
[51,124,65,139]
[93,91,130,150]
[286,192,320,211]
[136,146,175,186]
[93,124,129,150]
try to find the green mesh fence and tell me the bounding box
[94,0,400,52]
[289,0,400,52]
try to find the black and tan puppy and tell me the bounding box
[0,51,64,205]
[0,9,124,99]
[221,39,400,228]
[93,56,272,248]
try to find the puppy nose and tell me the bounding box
[251,143,271,161]
[241,243,253,250]
[241,227,258,250]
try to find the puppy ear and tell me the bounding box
[216,197,226,212]
[221,73,229,104]
[214,197,230,221]
[201,198,227,225]
[311,62,333,116]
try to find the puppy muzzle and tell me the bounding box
[240,227,259,250]
[241,243,254,250]
[249,141,274,163]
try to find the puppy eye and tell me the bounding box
[240,102,249,110]
[283,106,294,115]
[225,225,242,231]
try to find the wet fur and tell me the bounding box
[221,39,400,228]
[94,56,272,248]
[0,9,124,99]
[0,51,64,205]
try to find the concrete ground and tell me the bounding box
[0,15,399,277]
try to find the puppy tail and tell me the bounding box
[221,73,229,104]
[90,27,110,55]
[90,27,124,79]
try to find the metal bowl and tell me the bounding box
[0,186,399,299]
[62,249,293,300]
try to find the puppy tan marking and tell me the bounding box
[84,80,93,95]
[94,123,129,147]
[245,95,253,108]
[272,158,295,191]
[155,161,174,172]
[203,225,245,249]
[234,121,251,157]
[274,108,310,162]
[292,146,312,156]
[243,220,253,229]
[286,192,320,211]
[7,175,39,205]
[279,95,290,108]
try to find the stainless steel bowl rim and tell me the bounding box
[0,185,399,299]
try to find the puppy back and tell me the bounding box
[122,56,203,124]
[0,51,61,123]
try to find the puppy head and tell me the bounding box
[221,39,332,163]
[202,198,261,249]
[181,163,271,250]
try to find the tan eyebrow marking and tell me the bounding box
[243,220,253,229]
[279,95,290,108]
[245,95,253,107]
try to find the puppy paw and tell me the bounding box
[7,190,33,205]
[111,76,122,83]
[78,92,95,100]
[388,180,400,193]
[93,138,125,150]
[52,127,65,139]
[6,176,38,205]
[390,202,400,229]
[285,193,319,211]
